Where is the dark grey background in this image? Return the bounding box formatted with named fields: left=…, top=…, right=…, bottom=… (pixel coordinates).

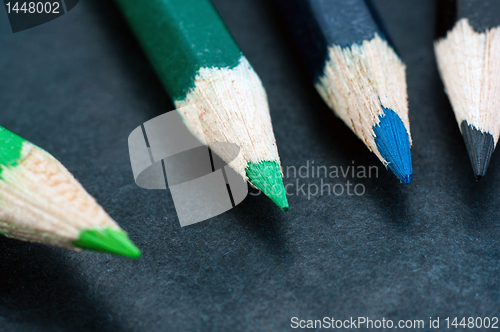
left=0, top=0, right=499, bottom=331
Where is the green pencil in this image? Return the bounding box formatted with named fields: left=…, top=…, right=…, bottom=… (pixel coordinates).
left=115, top=0, right=289, bottom=211
left=0, top=127, right=141, bottom=258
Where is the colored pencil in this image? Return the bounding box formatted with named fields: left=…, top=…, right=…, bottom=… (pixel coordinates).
left=274, top=0, right=413, bottom=184
left=114, top=0, right=289, bottom=210
left=435, top=0, right=500, bottom=179
left=0, top=127, right=141, bottom=258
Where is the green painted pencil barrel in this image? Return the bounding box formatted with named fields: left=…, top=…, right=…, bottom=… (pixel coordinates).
left=114, top=0, right=242, bottom=101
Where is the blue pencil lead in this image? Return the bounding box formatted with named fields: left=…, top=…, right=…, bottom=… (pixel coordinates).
left=373, top=107, right=413, bottom=184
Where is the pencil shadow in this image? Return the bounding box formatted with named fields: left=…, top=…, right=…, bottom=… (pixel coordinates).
left=458, top=175, right=497, bottom=232
left=367, top=179, right=412, bottom=229
left=0, top=239, right=127, bottom=332
left=226, top=185, right=289, bottom=258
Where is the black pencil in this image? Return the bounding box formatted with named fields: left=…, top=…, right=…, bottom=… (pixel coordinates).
left=435, top=0, right=500, bottom=179
left=274, top=0, right=413, bottom=184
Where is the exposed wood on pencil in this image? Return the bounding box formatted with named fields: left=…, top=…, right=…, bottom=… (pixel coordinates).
left=0, top=127, right=141, bottom=258
left=434, top=0, right=500, bottom=179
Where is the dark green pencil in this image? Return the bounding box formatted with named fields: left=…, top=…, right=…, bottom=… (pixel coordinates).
left=115, top=0, right=289, bottom=211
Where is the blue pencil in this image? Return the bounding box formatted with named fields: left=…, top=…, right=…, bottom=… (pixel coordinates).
left=275, top=0, right=413, bottom=184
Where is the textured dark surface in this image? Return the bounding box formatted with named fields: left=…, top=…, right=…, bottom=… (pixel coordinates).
left=0, top=0, right=499, bottom=331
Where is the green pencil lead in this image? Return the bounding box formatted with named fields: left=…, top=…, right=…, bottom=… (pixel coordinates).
left=73, top=228, right=141, bottom=259
left=246, top=161, right=289, bottom=212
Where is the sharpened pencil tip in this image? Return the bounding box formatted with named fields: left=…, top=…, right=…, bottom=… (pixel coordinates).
left=373, top=107, right=413, bottom=185
left=73, top=228, right=141, bottom=259
left=460, top=121, right=495, bottom=180
left=400, top=174, right=413, bottom=185
left=246, top=161, right=289, bottom=211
